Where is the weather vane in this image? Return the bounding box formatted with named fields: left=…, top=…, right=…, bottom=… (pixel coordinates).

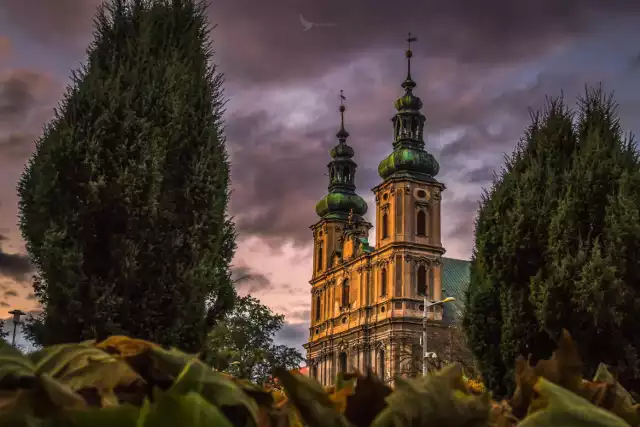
left=407, top=32, right=417, bottom=50
left=340, top=89, right=346, bottom=105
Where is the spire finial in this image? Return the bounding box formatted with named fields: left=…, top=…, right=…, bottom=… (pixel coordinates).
left=406, top=33, right=417, bottom=78
left=336, top=89, right=349, bottom=142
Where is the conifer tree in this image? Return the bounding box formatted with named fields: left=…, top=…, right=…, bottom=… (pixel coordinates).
left=18, top=0, right=235, bottom=352
left=465, top=88, right=640, bottom=395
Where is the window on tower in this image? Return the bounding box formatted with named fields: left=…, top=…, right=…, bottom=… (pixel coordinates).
left=382, top=213, right=389, bottom=239
left=417, top=265, right=427, bottom=296
left=380, top=267, right=387, bottom=296
left=317, top=244, right=323, bottom=272
left=315, top=295, right=321, bottom=322
left=339, top=352, right=347, bottom=374
left=428, top=268, right=435, bottom=299
left=416, top=210, right=427, bottom=236
left=341, top=279, right=350, bottom=308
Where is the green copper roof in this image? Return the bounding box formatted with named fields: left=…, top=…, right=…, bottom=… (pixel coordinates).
left=378, top=44, right=440, bottom=181
left=316, top=96, right=368, bottom=220
left=315, top=192, right=367, bottom=219
left=441, top=257, right=470, bottom=324
left=378, top=147, right=440, bottom=180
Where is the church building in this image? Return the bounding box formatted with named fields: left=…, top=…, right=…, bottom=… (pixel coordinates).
left=303, top=37, right=470, bottom=386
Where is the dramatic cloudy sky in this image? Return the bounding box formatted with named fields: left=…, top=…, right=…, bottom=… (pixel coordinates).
left=1, top=0, right=640, bottom=352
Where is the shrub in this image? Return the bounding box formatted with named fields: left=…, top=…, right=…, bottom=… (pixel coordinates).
left=0, top=331, right=637, bottom=427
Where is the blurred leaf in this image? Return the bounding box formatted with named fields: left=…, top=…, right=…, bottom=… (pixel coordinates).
left=590, top=364, right=640, bottom=426
left=0, top=338, right=36, bottom=381
left=275, top=367, right=349, bottom=427
left=511, top=356, right=538, bottom=418
left=29, top=341, right=141, bottom=404
left=372, top=364, right=490, bottom=427
left=39, top=374, right=86, bottom=410
left=139, top=391, right=235, bottom=427
left=511, top=329, right=585, bottom=418
left=533, top=330, right=583, bottom=393
left=329, top=377, right=356, bottom=414
left=30, top=342, right=107, bottom=378
left=95, top=336, right=158, bottom=358
left=149, top=346, right=259, bottom=426
left=56, top=404, right=139, bottom=427
left=519, top=378, right=630, bottom=427
left=343, top=370, right=392, bottom=427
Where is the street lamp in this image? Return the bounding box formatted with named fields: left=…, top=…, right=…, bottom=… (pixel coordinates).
left=8, top=309, right=25, bottom=347
left=421, top=297, right=455, bottom=376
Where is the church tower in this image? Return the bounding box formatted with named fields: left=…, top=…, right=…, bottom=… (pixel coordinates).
left=312, top=91, right=371, bottom=282
left=304, top=35, right=465, bottom=387
left=373, top=34, right=445, bottom=303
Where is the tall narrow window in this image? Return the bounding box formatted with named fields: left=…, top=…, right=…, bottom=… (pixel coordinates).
left=416, top=210, right=427, bottom=236
left=417, top=265, right=427, bottom=296
left=339, top=352, right=347, bottom=374
left=428, top=268, right=435, bottom=299
left=312, top=365, right=318, bottom=379
left=380, top=267, right=387, bottom=296
left=317, top=244, right=323, bottom=272
left=315, top=295, right=321, bottom=322
left=382, top=214, right=389, bottom=239
left=341, top=279, right=350, bottom=308
left=378, top=350, right=385, bottom=381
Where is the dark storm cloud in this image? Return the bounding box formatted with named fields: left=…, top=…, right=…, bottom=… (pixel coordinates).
left=0, top=72, right=39, bottom=121
left=231, top=265, right=273, bottom=293
left=3, top=0, right=639, bottom=85
left=276, top=321, right=309, bottom=343
left=3, top=290, right=18, bottom=298
left=0, top=301, right=9, bottom=308
left=227, top=106, right=381, bottom=247
left=442, top=197, right=481, bottom=244
left=0, top=133, right=36, bottom=161
left=463, top=166, right=497, bottom=184
left=0, top=234, right=32, bottom=282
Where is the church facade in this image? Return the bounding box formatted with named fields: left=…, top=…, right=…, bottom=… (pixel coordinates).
left=303, top=40, right=470, bottom=386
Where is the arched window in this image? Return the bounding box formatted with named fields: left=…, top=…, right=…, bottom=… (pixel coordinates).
left=317, top=245, right=323, bottom=272
left=339, top=352, right=347, bottom=374
left=382, top=213, right=389, bottom=239
left=315, top=295, right=321, bottom=321
left=428, top=268, right=435, bottom=299
left=416, top=210, right=427, bottom=236
left=380, top=267, right=387, bottom=296
left=341, top=279, right=350, bottom=308
left=378, top=349, right=385, bottom=381
left=417, top=265, right=427, bottom=296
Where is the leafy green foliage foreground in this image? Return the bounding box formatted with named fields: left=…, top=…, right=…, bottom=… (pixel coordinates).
left=0, top=331, right=638, bottom=427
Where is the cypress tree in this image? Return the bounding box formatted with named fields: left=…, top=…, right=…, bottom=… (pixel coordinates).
left=18, top=0, right=235, bottom=352
left=465, top=88, right=640, bottom=395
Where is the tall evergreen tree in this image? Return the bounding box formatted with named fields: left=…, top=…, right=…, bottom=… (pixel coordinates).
left=18, top=0, right=235, bottom=352
left=465, top=88, right=640, bottom=396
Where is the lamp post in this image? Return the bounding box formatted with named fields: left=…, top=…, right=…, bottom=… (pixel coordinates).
left=422, top=296, right=455, bottom=376
left=8, top=309, right=25, bottom=347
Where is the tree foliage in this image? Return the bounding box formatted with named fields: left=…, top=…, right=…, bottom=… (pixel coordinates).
left=202, top=294, right=304, bottom=386
left=17, top=0, right=235, bottom=352
left=464, top=87, right=640, bottom=397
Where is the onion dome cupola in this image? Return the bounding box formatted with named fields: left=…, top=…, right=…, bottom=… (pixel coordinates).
left=315, top=91, right=368, bottom=221
left=378, top=33, right=440, bottom=181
